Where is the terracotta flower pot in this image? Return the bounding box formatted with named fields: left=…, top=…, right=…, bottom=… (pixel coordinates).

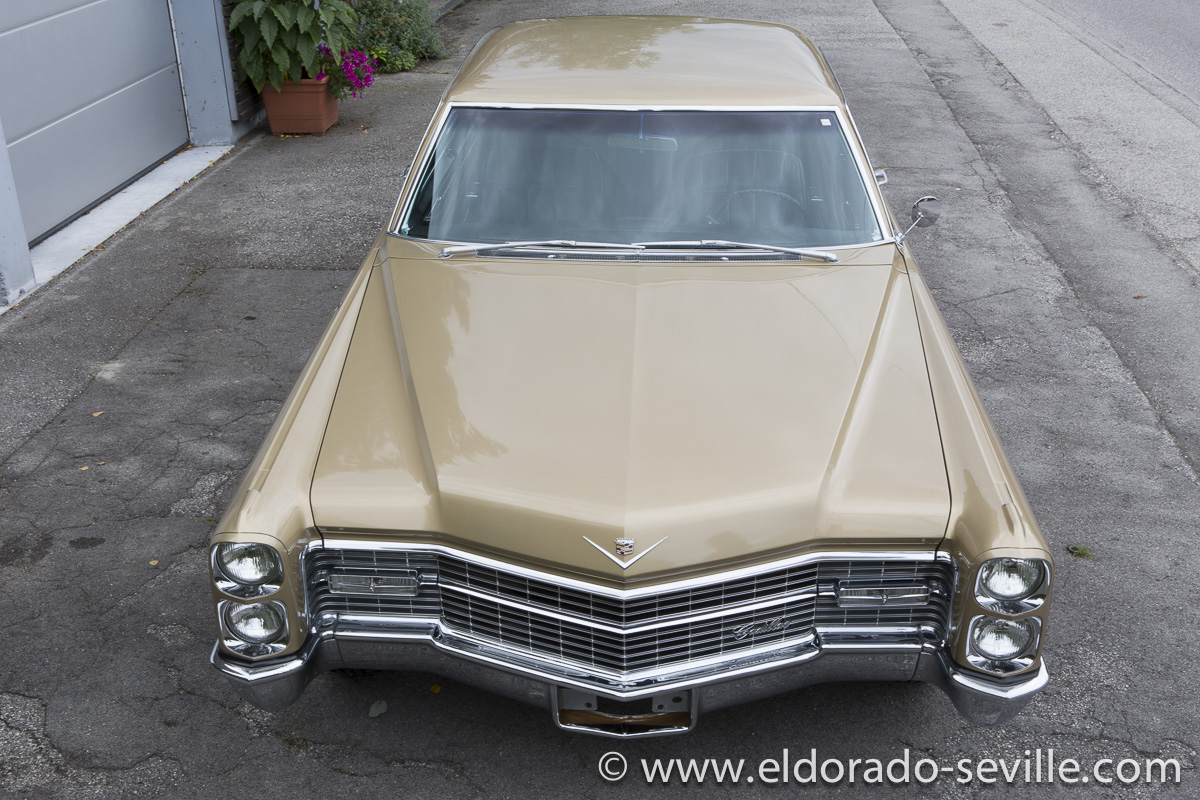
left=260, top=77, right=338, bottom=135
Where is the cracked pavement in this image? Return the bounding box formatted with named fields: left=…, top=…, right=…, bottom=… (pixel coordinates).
left=1, top=0, right=1198, bottom=796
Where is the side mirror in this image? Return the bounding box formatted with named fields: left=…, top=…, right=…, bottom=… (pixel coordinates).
left=910, top=196, right=941, bottom=227
left=895, top=196, right=941, bottom=246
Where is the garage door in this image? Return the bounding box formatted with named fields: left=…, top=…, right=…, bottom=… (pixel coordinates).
left=0, top=0, right=189, bottom=243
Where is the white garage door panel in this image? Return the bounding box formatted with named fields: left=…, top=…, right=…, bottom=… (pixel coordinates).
left=0, top=0, right=100, bottom=32
left=0, top=0, right=187, bottom=242
left=0, top=0, right=181, bottom=141
left=7, top=67, right=188, bottom=241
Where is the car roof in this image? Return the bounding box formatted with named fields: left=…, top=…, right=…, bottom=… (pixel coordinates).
left=442, top=16, right=845, bottom=108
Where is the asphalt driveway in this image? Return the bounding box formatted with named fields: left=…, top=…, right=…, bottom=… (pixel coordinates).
left=1, top=0, right=1197, bottom=797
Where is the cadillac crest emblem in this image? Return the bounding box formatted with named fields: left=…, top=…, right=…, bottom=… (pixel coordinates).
left=582, top=535, right=668, bottom=569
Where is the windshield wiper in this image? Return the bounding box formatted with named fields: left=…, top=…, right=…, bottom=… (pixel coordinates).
left=439, top=240, right=645, bottom=258
left=633, top=240, right=840, bottom=263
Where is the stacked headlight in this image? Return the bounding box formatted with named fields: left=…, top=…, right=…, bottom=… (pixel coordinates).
left=212, top=542, right=290, bottom=658
left=967, top=557, right=1050, bottom=675
left=970, top=617, right=1037, bottom=661
left=224, top=601, right=287, bottom=644
left=975, top=557, right=1048, bottom=615
left=218, top=600, right=289, bottom=657
left=211, top=542, right=283, bottom=598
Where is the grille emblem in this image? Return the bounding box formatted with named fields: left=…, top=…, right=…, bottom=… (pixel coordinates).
left=582, top=535, right=667, bottom=569
left=732, top=617, right=791, bottom=640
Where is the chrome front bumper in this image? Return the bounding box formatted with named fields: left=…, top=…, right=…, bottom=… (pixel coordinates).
left=212, top=618, right=1048, bottom=737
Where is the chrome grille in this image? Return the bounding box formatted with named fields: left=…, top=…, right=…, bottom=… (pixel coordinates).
left=441, top=587, right=816, bottom=673
left=438, top=556, right=820, bottom=626
left=305, top=547, right=954, bottom=675
left=306, top=548, right=441, bottom=618
left=816, top=560, right=954, bottom=631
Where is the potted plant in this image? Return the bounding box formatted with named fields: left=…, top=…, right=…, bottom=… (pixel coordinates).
left=228, top=0, right=375, bottom=135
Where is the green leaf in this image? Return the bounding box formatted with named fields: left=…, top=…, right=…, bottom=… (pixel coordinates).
left=317, top=5, right=333, bottom=34
left=270, top=3, right=295, bottom=30
left=271, top=45, right=291, bottom=79
left=296, top=34, right=318, bottom=74
left=327, top=29, right=345, bottom=58
left=251, top=0, right=267, bottom=20
left=243, top=54, right=266, bottom=92
left=228, top=2, right=253, bottom=30
left=259, top=12, right=278, bottom=50
left=368, top=700, right=388, bottom=718
left=295, top=5, right=315, bottom=36
left=266, top=61, right=283, bottom=93
left=280, top=25, right=297, bottom=51
left=241, top=20, right=261, bottom=52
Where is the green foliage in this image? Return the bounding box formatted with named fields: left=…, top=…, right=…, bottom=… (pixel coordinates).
left=352, top=0, right=445, bottom=73
left=228, top=0, right=359, bottom=92
left=369, top=46, right=416, bottom=73
left=1067, top=544, right=1095, bottom=559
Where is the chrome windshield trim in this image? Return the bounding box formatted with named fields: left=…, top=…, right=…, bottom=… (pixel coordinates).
left=314, top=536, right=948, bottom=600
left=389, top=103, right=891, bottom=251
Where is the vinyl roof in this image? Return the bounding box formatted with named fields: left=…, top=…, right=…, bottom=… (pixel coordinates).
left=442, top=16, right=846, bottom=108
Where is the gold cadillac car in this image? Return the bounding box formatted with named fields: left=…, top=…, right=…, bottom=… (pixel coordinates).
left=210, top=16, right=1052, bottom=737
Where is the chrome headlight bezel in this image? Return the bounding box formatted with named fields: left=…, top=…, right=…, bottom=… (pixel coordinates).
left=211, top=542, right=284, bottom=599
left=966, top=614, right=1041, bottom=675
left=974, top=558, right=1050, bottom=615
left=218, top=600, right=290, bottom=658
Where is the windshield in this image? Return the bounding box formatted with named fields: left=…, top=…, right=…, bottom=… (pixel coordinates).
left=400, top=108, right=883, bottom=248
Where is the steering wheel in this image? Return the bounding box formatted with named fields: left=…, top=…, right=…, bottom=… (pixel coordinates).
left=707, top=189, right=804, bottom=224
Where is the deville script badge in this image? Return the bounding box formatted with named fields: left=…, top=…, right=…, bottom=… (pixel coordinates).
left=582, top=536, right=667, bottom=569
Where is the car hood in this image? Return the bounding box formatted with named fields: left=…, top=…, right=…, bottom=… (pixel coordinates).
left=311, top=244, right=950, bottom=585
